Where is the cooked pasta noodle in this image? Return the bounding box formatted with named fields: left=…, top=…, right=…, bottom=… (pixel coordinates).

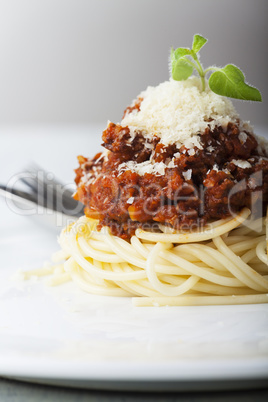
left=26, top=207, right=268, bottom=306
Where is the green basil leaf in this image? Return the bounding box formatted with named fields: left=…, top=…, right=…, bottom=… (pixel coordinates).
left=209, top=64, right=262, bottom=101
left=192, top=34, right=207, bottom=53
left=171, top=47, right=193, bottom=81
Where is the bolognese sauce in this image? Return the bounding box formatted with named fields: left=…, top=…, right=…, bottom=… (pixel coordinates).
left=73, top=78, right=268, bottom=239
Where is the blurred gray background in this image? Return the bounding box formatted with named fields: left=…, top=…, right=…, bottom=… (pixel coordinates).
left=0, top=0, right=267, bottom=129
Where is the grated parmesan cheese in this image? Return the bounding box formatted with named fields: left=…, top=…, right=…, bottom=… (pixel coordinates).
left=126, top=197, right=134, bottom=204
left=119, top=160, right=167, bottom=176
left=255, top=135, right=268, bottom=156
left=187, top=149, right=195, bottom=156
left=231, top=159, right=252, bottom=169
left=118, top=155, right=178, bottom=176
left=207, top=146, right=214, bottom=153
left=238, top=132, right=248, bottom=144
left=223, top=168, right=230, bottom=174
left=167, top=159, right=176, bottom=168
left=182, top=169, right=192, bottom=181
left=248, top=179, right=257, bottom=189
left=121, top=76, right=244, bottom=148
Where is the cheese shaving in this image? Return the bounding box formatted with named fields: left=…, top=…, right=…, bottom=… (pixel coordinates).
left=182, top=169, right=192, bottom=181
left=121, top=77, right=242, bottom=148
left=119, top=160, right=167, bottom=176
left=231, top=159, right=252, bottom=169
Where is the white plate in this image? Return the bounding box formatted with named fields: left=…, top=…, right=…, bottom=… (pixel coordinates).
left=0, top=200, right=268, bottom=391
left=0, top=127, right=268, bottom=391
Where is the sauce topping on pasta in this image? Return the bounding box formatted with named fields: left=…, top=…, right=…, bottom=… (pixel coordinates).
left=74, top=79, right=268, bottom=239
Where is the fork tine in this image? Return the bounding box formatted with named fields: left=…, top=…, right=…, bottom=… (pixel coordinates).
left=14, top=163, right=84, bottom=217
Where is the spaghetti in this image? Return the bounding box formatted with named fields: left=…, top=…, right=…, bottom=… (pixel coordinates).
left=35, top=207, right=268, bottom=306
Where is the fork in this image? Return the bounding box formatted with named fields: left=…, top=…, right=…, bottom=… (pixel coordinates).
left=0, top=163, right=84, bottom=219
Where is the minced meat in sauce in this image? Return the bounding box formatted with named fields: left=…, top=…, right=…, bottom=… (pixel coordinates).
left=74, top=114, right=268, bottom=239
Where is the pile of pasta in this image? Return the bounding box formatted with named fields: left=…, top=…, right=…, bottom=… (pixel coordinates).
left=24, top=208, right=268, bottom=306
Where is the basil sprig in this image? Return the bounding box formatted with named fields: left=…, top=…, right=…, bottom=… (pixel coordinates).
left=171, top=34, right=262, bottom=102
